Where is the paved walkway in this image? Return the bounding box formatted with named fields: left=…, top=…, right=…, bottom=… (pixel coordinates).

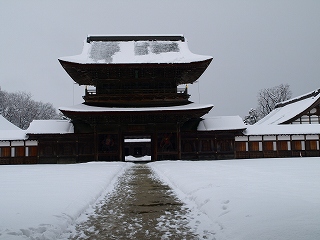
left=68, top=164, right=216, bottom=239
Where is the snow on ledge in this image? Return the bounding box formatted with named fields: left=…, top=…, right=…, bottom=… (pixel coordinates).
left=197, top=116, right=246, bottom=131
left=59, top=103, right=214, bottom=113
left=26, top=120, right=74, bottom=134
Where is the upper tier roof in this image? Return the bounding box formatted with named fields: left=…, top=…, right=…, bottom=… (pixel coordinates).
left=59, top=34, right=213, bottom=64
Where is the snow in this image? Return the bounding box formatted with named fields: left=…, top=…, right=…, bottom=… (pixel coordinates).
left=0, top=115, right=26, bottom=140
left=244, top=124, right=320, bottom=135
left=256, top=91, right=320, bottom=125
left=59, top=102, right=214, bottom=113
left=150, top=158, right=320, bottom=240
left=197, top=116, right=246, bottom=131
left=59, top=35, right=212, bottom=64
left=1, top=158, right=320, bottom=240
left=26, top=120, right=74, bottom=134
left=125, top=155, right=151, bottom=162
left=0, top=162, right=131, bottom=240
left=0, top=115, right=21, bottom=131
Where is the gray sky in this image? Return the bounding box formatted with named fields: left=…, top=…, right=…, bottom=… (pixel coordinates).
left=1, top=0, right=320, bottom=118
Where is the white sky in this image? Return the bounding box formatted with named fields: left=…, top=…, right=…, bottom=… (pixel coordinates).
left=1, top=0, right=320, bottom=118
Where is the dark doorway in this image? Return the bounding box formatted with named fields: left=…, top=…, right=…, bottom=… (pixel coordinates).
left=124, top=135, right=151, bottom=162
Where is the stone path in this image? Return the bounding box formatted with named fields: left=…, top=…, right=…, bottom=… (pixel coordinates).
left=67, top=164, right=216, bottom=239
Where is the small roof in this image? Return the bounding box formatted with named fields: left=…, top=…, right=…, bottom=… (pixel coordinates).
left=59, top=34, right=212, bottom=64
left=0, top=115, right=21, bottom=130
left=0, top=115, right=26, bottom=140
left=197, top=116, right=246, bottom=131
left=26, top=120, right=74, bottom=134
left=256, top=89, right=320, bottom=125
left=244, top=124, right=320, bottom=135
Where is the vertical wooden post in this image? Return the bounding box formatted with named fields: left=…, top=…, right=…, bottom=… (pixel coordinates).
left=118, top=125, right=123, bottom=161
left=177, top=123, right=181, bottom=160
left=94, top=124, right=98, bottom=161
left=152, top=125, right=158, bottom=161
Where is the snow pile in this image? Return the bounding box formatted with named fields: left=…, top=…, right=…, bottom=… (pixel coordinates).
left=150, top=158, right=320, bottom=240
left=0, top=162, right=131, bottom=240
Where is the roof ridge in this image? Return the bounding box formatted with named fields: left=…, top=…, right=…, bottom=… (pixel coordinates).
left=275, top=88, right=320, bottom=108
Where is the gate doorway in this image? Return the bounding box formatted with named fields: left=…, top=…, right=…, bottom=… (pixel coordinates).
left=124, top=135, right=152, bottom=162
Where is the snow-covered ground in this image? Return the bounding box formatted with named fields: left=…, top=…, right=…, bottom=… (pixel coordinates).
left=150, top=158, right=320, bottom=240
left=1, top=158, right=320, bottom=239
left=0, top=162, right=132, bottom=240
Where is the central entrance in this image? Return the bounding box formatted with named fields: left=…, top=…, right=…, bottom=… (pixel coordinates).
left=124, top=135, right=152, bottom=162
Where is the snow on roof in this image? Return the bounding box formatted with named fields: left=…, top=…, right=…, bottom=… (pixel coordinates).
left=59, top=103, right=214, bottom=113
left=197, top=116, right=246, bottom=131
left=0, top=115, right=21, bottom=130
left=244, top=124, right=320, bottom=135
left=59, top=34, right=212, bottom=64
left=0, top=115, right=26, bottom=140
left=256, top=89, right=320, bottom=125
left=26, top=120, right=74, bottom=134
left=0, top=130, right=27, bottom=140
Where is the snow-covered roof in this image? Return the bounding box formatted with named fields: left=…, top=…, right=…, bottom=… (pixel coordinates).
left=256, top=89, right=320, bottom=125
left=59, top=34, right=212, bottom=64
left=0, top=130, right=27, bottom=140
left=244, top=124, right=320, bottom=135
left=26, top=120, right=74, bottom=134
left=59, top=103, right=214, bottom=113
left=0, top=115, right=21, bottom=130
left=197, top=116, right=246, bottom=131
left=0, top=115, right=26, bottom=140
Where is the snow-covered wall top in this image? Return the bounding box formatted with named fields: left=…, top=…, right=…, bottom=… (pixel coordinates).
left=244, top=124, right=320, bottom=135
left=26, top=120, right=74, bottom=134
left=197, top=116, right=246, bottom=131
left=59, top=35, right=212, bottom=64
left=256, top=89, right=320, bottom=125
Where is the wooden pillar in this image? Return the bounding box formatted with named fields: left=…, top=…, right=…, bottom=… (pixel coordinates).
left=94, top=124, right=98, bottom=161
left=177, top=123, right=181, bottom=160
left=118, top=125, right=123, bottom=161
left=152, top=125, right=158, bottom=161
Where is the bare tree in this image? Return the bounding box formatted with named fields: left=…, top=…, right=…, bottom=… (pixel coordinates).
left=256, top=83, right=292, bottom=119
left=244, top=108, right=259, bottom=125
left=0, top=89, right=60, bottom=129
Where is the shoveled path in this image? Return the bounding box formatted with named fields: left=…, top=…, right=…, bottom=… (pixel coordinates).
left=68, top=164, right=216, bottom=239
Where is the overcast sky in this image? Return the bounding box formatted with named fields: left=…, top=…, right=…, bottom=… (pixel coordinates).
left=1, top=0, right=320, bottom=118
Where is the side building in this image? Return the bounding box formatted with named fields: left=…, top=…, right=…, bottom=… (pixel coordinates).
left=0, top=115, right=37, bottom=164
left=235, top=89, right=320, bottom=158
